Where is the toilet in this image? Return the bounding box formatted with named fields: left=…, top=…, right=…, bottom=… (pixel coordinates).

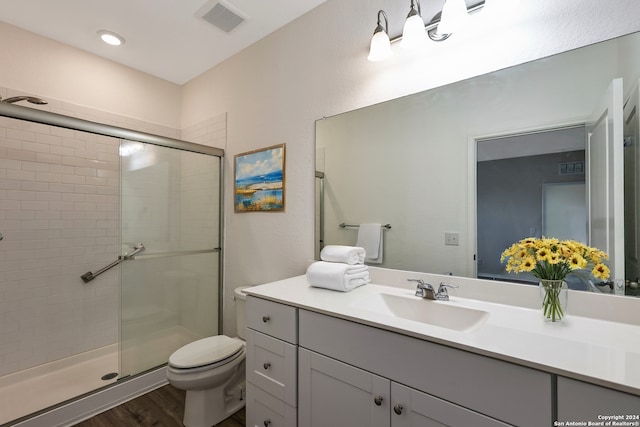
left=166, top=286, right=250, bottom=427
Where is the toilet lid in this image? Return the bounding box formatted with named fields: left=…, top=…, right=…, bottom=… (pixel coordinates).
left=169, top=335, right=244, bottom=369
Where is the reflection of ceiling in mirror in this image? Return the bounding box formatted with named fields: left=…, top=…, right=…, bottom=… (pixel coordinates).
left=477, top=126, right=586, bottom=161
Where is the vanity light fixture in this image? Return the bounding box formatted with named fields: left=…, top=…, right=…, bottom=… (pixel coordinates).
left=367, top=0, right=484, bottom=61
left=97, top=30, right=125, bottom=46
left=367, top=10, right=392, bottom=62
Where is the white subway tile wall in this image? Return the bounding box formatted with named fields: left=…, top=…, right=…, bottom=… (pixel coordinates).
left=0, top=88, right=226, bottom=377
left=0, top=115, right=121, bottom=376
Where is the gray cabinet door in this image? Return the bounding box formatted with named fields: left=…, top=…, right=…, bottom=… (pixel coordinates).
left=298, top=348, right=391, bottom=427
left=557, top=377, right=640, bottom=421
left=390, top=382, right=509, bottom=427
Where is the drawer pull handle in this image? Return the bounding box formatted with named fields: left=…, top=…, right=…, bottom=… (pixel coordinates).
left=393, top=404, right=404, bottom=415
left=374, top=396, right=383, bottom=406
left=263, top=362, right=271, bottom=370
left=264, top=419, right=271, bottom=427
left=262, top=315, right=270, bottom=323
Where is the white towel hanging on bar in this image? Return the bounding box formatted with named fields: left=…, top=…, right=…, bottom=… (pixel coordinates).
left=356, top=223, right=383, bottom=264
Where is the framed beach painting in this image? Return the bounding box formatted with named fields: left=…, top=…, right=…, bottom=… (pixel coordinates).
left=234, top=144, right=286, bottom=212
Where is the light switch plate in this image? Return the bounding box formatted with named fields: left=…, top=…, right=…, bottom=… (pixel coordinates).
left=445, top=232, right=459, bottom=246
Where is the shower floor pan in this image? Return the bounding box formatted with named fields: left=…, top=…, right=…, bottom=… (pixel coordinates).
left=0, top=344, right=119, bottom=425
left=0, top=325, right=201, bottom=425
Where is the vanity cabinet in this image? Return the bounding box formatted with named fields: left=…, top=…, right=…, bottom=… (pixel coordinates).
left=299, top=309, right=552, bottom=427
left=557, top=377, right=640, bottom=421
left=246, top=276, right=640, bottom=426
left=246, top=296, right=298, bottom=427
left=248, top=295, right=640, bottom=426
left=299, top=348, right=509, bottom=427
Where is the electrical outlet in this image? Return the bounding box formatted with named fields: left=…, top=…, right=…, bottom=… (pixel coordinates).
left=445, top=232, right=459, bottom=246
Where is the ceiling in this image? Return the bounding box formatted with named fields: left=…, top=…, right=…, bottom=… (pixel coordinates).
left=0, top=0, right=326, bottom=85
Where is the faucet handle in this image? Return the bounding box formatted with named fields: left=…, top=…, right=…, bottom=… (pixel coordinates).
left=436, top=282, right=459, bottom=300
left=408, top=278, right=424, bottom=296
left=438, top=282, right=459, bottom=291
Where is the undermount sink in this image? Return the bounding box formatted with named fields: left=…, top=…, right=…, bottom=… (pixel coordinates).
left=351, top=292, right=489, bottom=332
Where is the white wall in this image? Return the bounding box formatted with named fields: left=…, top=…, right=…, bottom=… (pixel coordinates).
left=180, top=0, right=640, bottom=335
left=0, top=22, right=182, bottom=129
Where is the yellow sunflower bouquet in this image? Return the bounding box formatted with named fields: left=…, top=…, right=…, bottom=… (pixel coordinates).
left=501, top=237, right=610, bottom=321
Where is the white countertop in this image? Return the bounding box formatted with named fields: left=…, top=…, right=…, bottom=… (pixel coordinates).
left=245, top=273, right=640, bottom=396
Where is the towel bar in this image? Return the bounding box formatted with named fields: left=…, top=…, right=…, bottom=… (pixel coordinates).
left=339, top=223, right=391, bottom=229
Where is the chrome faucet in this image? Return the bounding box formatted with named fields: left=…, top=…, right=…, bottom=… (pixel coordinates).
left=409, top=279, right=459, bottom=300
left=410, top=279, right=437, bottom=299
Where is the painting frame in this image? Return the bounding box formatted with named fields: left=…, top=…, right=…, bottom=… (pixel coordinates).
left=234, top=143, right=286, bottom=213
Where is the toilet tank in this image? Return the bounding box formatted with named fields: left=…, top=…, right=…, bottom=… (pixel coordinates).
left=233, top=286, right=251, bottom=340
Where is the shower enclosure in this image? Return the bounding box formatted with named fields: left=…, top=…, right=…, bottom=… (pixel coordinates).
left=0, top=102, right=223, bottom=425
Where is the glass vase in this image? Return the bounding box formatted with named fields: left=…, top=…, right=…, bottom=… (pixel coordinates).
left=539, top=279, right=568, bottom=322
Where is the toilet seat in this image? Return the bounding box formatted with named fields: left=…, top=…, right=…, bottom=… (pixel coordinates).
left=169, top=335, right=244, bottom=370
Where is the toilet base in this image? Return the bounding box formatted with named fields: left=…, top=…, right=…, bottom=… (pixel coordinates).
left=183, top=386, right=245, bottom=427
left=181, top=360, right=246, bottom=427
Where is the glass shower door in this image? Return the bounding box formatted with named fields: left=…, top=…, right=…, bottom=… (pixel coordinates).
left=119, top=140, right=221, bottom=377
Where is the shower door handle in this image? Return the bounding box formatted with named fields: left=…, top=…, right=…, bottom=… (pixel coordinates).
left=81, top=243, right=145, bottom=283
left=120, top=243, right=146, bottom=260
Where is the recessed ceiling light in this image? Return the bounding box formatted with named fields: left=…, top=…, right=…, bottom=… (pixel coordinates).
left=97, top=30, right=125, bottom=46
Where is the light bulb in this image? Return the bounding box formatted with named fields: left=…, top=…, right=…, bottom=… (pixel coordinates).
left=368, top=31, right=392, bottom=61
left=401, top=10, right=426, bottom=49
left=97, top=30, right=125, bottom=46
left=438, top=0, right=471, bottom=35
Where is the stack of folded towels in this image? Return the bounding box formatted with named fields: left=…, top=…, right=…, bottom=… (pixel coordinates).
left=306, top=245, right=370, bottom=292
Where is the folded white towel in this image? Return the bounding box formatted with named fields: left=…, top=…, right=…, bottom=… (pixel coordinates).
left=306, top=261, right=370, bottom=292
left=320, top=245, right=366, bottom=265
left=356, top=223, right=383, bottom=264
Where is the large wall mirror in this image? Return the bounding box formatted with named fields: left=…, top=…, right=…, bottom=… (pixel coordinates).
left=316, top=31, right=640, bottom=298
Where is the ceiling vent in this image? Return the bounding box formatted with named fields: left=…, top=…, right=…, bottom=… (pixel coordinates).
left=198, top=1, right=245, bottom=33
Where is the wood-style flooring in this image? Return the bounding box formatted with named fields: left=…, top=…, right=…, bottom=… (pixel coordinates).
left=74, top=384, right=245, bottom=427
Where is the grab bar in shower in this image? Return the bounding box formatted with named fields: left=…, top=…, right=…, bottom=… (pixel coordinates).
left=81, top=243, right=145, bottom=283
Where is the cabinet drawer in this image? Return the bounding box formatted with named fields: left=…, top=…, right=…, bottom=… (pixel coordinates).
left=247, top=382, right=296, bottom=427
left=246, top=329, right=297, bottom=406
left=247, top=296, right=297, bottom=344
